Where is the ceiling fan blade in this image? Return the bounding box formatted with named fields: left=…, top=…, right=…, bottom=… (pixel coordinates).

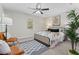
left=32, top=11, right=37, bottom=14
left=36, top=3, right=41, bottom=9
left=40, top=11, right=43, bottom=14
left=41, top=8, right=49, bottom=11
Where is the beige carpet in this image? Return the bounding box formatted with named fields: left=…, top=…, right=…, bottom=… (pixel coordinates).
left=41, top=41, right=79, bottom=55
left=17, top=38, right=79, bottom=55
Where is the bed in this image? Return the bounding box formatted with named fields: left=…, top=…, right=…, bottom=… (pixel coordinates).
left=34, top=29, right=65, bottom=47
left=34, top=33, right=50, bottom=47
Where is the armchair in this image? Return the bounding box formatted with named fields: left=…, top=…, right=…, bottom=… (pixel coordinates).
left=0, top=32, right=17, bottom=45
left=0, top=32, right=24, bottom=55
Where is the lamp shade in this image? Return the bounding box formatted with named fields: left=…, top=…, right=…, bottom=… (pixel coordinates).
left=2, top=17, right=13, bottom=26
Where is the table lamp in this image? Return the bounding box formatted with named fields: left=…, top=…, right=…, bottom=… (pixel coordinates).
left=2, top=16, right=13, bottom=40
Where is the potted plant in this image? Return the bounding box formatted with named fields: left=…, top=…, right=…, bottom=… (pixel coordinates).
left=65, top=10, right=79, bottom=55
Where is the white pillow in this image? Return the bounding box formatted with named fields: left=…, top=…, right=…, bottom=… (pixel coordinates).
left=0, top=40, right=11, bottom=54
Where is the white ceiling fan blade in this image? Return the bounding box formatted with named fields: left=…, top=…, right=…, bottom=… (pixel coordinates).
left=36, top=3, right=41, bottom=9
left=32, top=11, right=37, bottom=14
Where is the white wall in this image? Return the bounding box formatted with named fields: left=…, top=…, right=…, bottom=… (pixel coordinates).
left=4, top=10, right=46, bottom=38
left=3, top=9, right=71, bottom=39
left=60, top=13, right=68, bottom=28
left=43, top=12, right=69, bottom=32
left=0, top=6, right=2, bottom=17
left=0, top=5, right=5, bottom=32
left=0, top=5, right=2, bottom=31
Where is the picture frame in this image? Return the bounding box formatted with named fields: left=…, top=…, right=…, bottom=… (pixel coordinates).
left=27, top=18, right=33, bottom=29
left=53, top=15, right=61, bottom=26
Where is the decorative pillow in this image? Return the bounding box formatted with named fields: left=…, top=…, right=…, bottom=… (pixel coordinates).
left=0, top=32, right=5, bottom=40
left=7, top=41, right=17, bottom=46
left=0, top=40, right=11, bottom=54
left=7, top=37, right=17, bottom=42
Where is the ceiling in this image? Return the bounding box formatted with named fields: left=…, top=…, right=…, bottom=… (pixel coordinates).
left=1, top=3, right=79, bottom=17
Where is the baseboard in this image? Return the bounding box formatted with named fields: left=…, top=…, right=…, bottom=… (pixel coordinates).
left=16, top=36, right=34, bottom=43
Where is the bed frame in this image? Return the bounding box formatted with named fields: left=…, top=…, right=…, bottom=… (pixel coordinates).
left=34, top=34, right=50, bottom=47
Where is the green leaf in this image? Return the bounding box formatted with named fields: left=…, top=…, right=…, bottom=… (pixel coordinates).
left=66, top=9, right=79, bottom=50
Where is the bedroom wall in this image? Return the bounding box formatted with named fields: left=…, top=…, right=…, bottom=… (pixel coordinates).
left=0, top=5, right=2, bottom=31
left=4, top=9, right=46, bottom=39
left=0, top=5, right=3, bottom=17
left=60, top=13, right=69, bottom=27
left=0, top=5, right=5, bottom=32
left=43, top=13, right=69, bottom=29
left=3, top=8, right=71, bottom=39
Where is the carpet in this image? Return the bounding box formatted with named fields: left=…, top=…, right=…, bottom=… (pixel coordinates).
left=19, top=40, right=48, bottom=55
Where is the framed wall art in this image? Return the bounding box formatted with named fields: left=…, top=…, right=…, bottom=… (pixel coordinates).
left=53, top=15, right=61, bottom=26
left=27, top=18, right=33, bottom=29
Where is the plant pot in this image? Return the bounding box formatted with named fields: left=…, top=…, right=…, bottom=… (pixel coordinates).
left=68, top=50, right=73, bottom=55
left=68, top=49, right=79, bottom=55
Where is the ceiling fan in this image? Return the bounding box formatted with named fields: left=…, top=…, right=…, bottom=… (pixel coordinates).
left=29, top=3, right=50, bottom=14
